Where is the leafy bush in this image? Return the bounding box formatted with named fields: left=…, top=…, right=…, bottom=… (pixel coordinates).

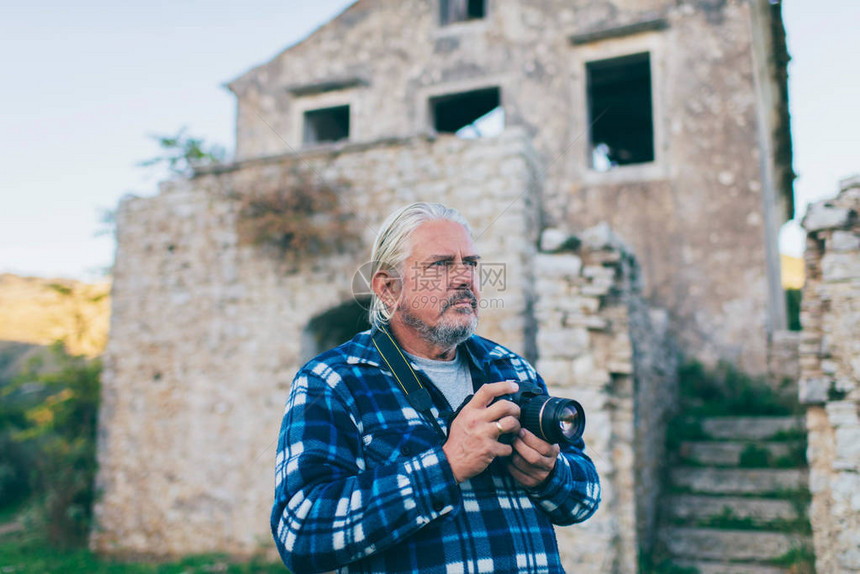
left=0, top=432, right=33, bottom=505
left=0, top=342, right=101, bottom=547
left=678, top=360, right=796, bottom=417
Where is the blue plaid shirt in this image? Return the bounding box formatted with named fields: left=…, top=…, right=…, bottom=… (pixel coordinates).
left=271, top=330, right=600, bottom=573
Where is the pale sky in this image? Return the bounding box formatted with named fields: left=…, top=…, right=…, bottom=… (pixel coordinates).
left=1, top=1, right=857, bottom=281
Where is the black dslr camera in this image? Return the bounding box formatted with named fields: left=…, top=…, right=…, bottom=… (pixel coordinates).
left=495, top=382, right=586, bottom=445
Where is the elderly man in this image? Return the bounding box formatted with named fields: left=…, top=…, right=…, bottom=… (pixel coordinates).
left=271, top=202, right=600, bottom=573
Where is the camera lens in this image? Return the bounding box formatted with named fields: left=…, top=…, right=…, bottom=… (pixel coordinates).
left=557, top=404, right=582, bottom=442
left=521, top=396, right=585, bottom=445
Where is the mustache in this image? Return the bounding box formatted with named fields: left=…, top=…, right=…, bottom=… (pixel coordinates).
left=441, top=290, right=478, bottom=312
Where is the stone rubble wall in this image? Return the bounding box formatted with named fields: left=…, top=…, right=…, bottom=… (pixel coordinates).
left=535, top=226, right=677, bottom=574
left=95, top=129, right=674, bottom=572
left=768, top=329, right=801, bottom=398
left=92, top=130, right=542, bottom=557
left=799, top=175, right=860, bottom=573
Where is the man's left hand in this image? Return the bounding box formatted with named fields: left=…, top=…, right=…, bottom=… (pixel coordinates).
left=506, top=429, right=560, bottom=489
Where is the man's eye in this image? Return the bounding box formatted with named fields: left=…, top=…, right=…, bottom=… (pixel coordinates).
left=464, top=260, right=478, bottom=267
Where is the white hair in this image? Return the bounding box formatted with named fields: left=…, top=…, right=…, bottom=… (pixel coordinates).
left=369, top=202, right=471, bottom=328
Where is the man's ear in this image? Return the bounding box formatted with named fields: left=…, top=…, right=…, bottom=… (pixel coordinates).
left=371, top=270, right=403, bottom=309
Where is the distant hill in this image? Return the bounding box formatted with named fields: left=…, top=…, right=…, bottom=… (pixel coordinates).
left=0, top=274, right=110, bottom=359
left=781, top=254, right=805, bottom=290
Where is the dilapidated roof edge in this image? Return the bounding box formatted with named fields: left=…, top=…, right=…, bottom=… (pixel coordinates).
left=224, top=0, right=363, bottom=94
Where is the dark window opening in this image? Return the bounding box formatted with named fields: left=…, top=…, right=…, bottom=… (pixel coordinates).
left=586, top=52, right=654, bottom=171
left=431, top=87, right=503, bottom=138
left=300, top=298, right=371, bottom=362
left=303, top=105, right=350, bottom=145
left=440, top=0, right=485, bottom=26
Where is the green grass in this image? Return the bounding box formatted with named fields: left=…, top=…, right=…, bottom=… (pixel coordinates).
left=736, top=442, right=807, bottom=468
left=737, top=444, right=771, bottom=467
left=677, top=441, right=807, bottom=469
left=769, top=545, right=815, bottom=572
left=773, top=443, right=808, bottom=468
left=639, top=546, right=700, bottom=574
left=0, top=524, right=288, bottom=574
left=644, top=562, right=699, bottom=574
left=768, top=427, right=807, bottom=442
left=677, top=361, right=797, bottom=417
left=0, top=497, right=28, bottom=524
left=666, top=417, right=706, bottom=451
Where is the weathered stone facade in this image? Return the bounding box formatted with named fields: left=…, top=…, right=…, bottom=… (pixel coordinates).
left=800, top=176, right=860, bottom=573
left=95, top=0, right=796, bottom=570
left=94, top=131, right=676, bottom=571
left=228, top=0, right=792, bottom=372
left=93, top=131, right=541, bottom=556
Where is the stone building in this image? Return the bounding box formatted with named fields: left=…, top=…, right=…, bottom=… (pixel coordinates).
left=93, top=0, right=794, bottom=571
left=227, top=0, right=792, bottom=373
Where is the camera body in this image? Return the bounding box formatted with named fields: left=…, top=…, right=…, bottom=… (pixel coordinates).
left=495, top=381, right=586, bottom=445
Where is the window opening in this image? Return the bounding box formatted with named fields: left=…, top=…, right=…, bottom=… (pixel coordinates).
left=586, top=52, right=654, bottom=171
left=440, top=0, right=485, bottom=26
left=431, top=87, right=503, bottom=139
left=303, top=105, right=350, bottom=145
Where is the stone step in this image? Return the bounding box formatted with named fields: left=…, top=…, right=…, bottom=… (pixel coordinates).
left=679, top=440, right=804, bottom=467
left=671, top=559, right=790, bottom=574
left=671, top=467, right=808, bottom=495
left=700, top=416, right=804, bottom=441
left=660, top=527, right=811, bottom=562
left=666, top=494, right=803, bottom=524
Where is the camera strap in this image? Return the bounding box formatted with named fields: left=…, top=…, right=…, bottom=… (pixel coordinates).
left=371, top=325, right=448, bottom=440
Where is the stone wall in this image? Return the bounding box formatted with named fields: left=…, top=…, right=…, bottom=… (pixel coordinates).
left=93, top=130, right=542, bottom=557
left=768, top=329, right=800, bottom=398
left=227, top=0, right=791, bottom=373
left=799, top=176, right=860, bottom=573
left=94, top=129, right=675, bottom=572
left=534, top=226, right=677, bottom=573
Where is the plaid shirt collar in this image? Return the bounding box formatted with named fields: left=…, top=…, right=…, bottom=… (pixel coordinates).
left=347, top=326, right=519, bottom=373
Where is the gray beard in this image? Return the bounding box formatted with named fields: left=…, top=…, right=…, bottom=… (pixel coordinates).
left=400, top=304, right=478, bottom=350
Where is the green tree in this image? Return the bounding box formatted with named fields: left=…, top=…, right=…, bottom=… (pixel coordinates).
left=138, top=127, right=226, bottom=177
left=1, top=343, right=101, bottom=547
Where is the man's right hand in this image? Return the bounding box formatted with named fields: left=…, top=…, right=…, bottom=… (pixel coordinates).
left=442, top=381, right=521, bottom=483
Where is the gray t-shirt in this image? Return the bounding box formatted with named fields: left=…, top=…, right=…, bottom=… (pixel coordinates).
left=405, top=349, right=473, bottom=411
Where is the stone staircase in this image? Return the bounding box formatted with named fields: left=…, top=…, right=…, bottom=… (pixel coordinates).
left=655, top=415, right=815, bottom=573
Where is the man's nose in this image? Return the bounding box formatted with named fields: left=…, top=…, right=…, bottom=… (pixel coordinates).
left=448, top=262, right=475, bottom=289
